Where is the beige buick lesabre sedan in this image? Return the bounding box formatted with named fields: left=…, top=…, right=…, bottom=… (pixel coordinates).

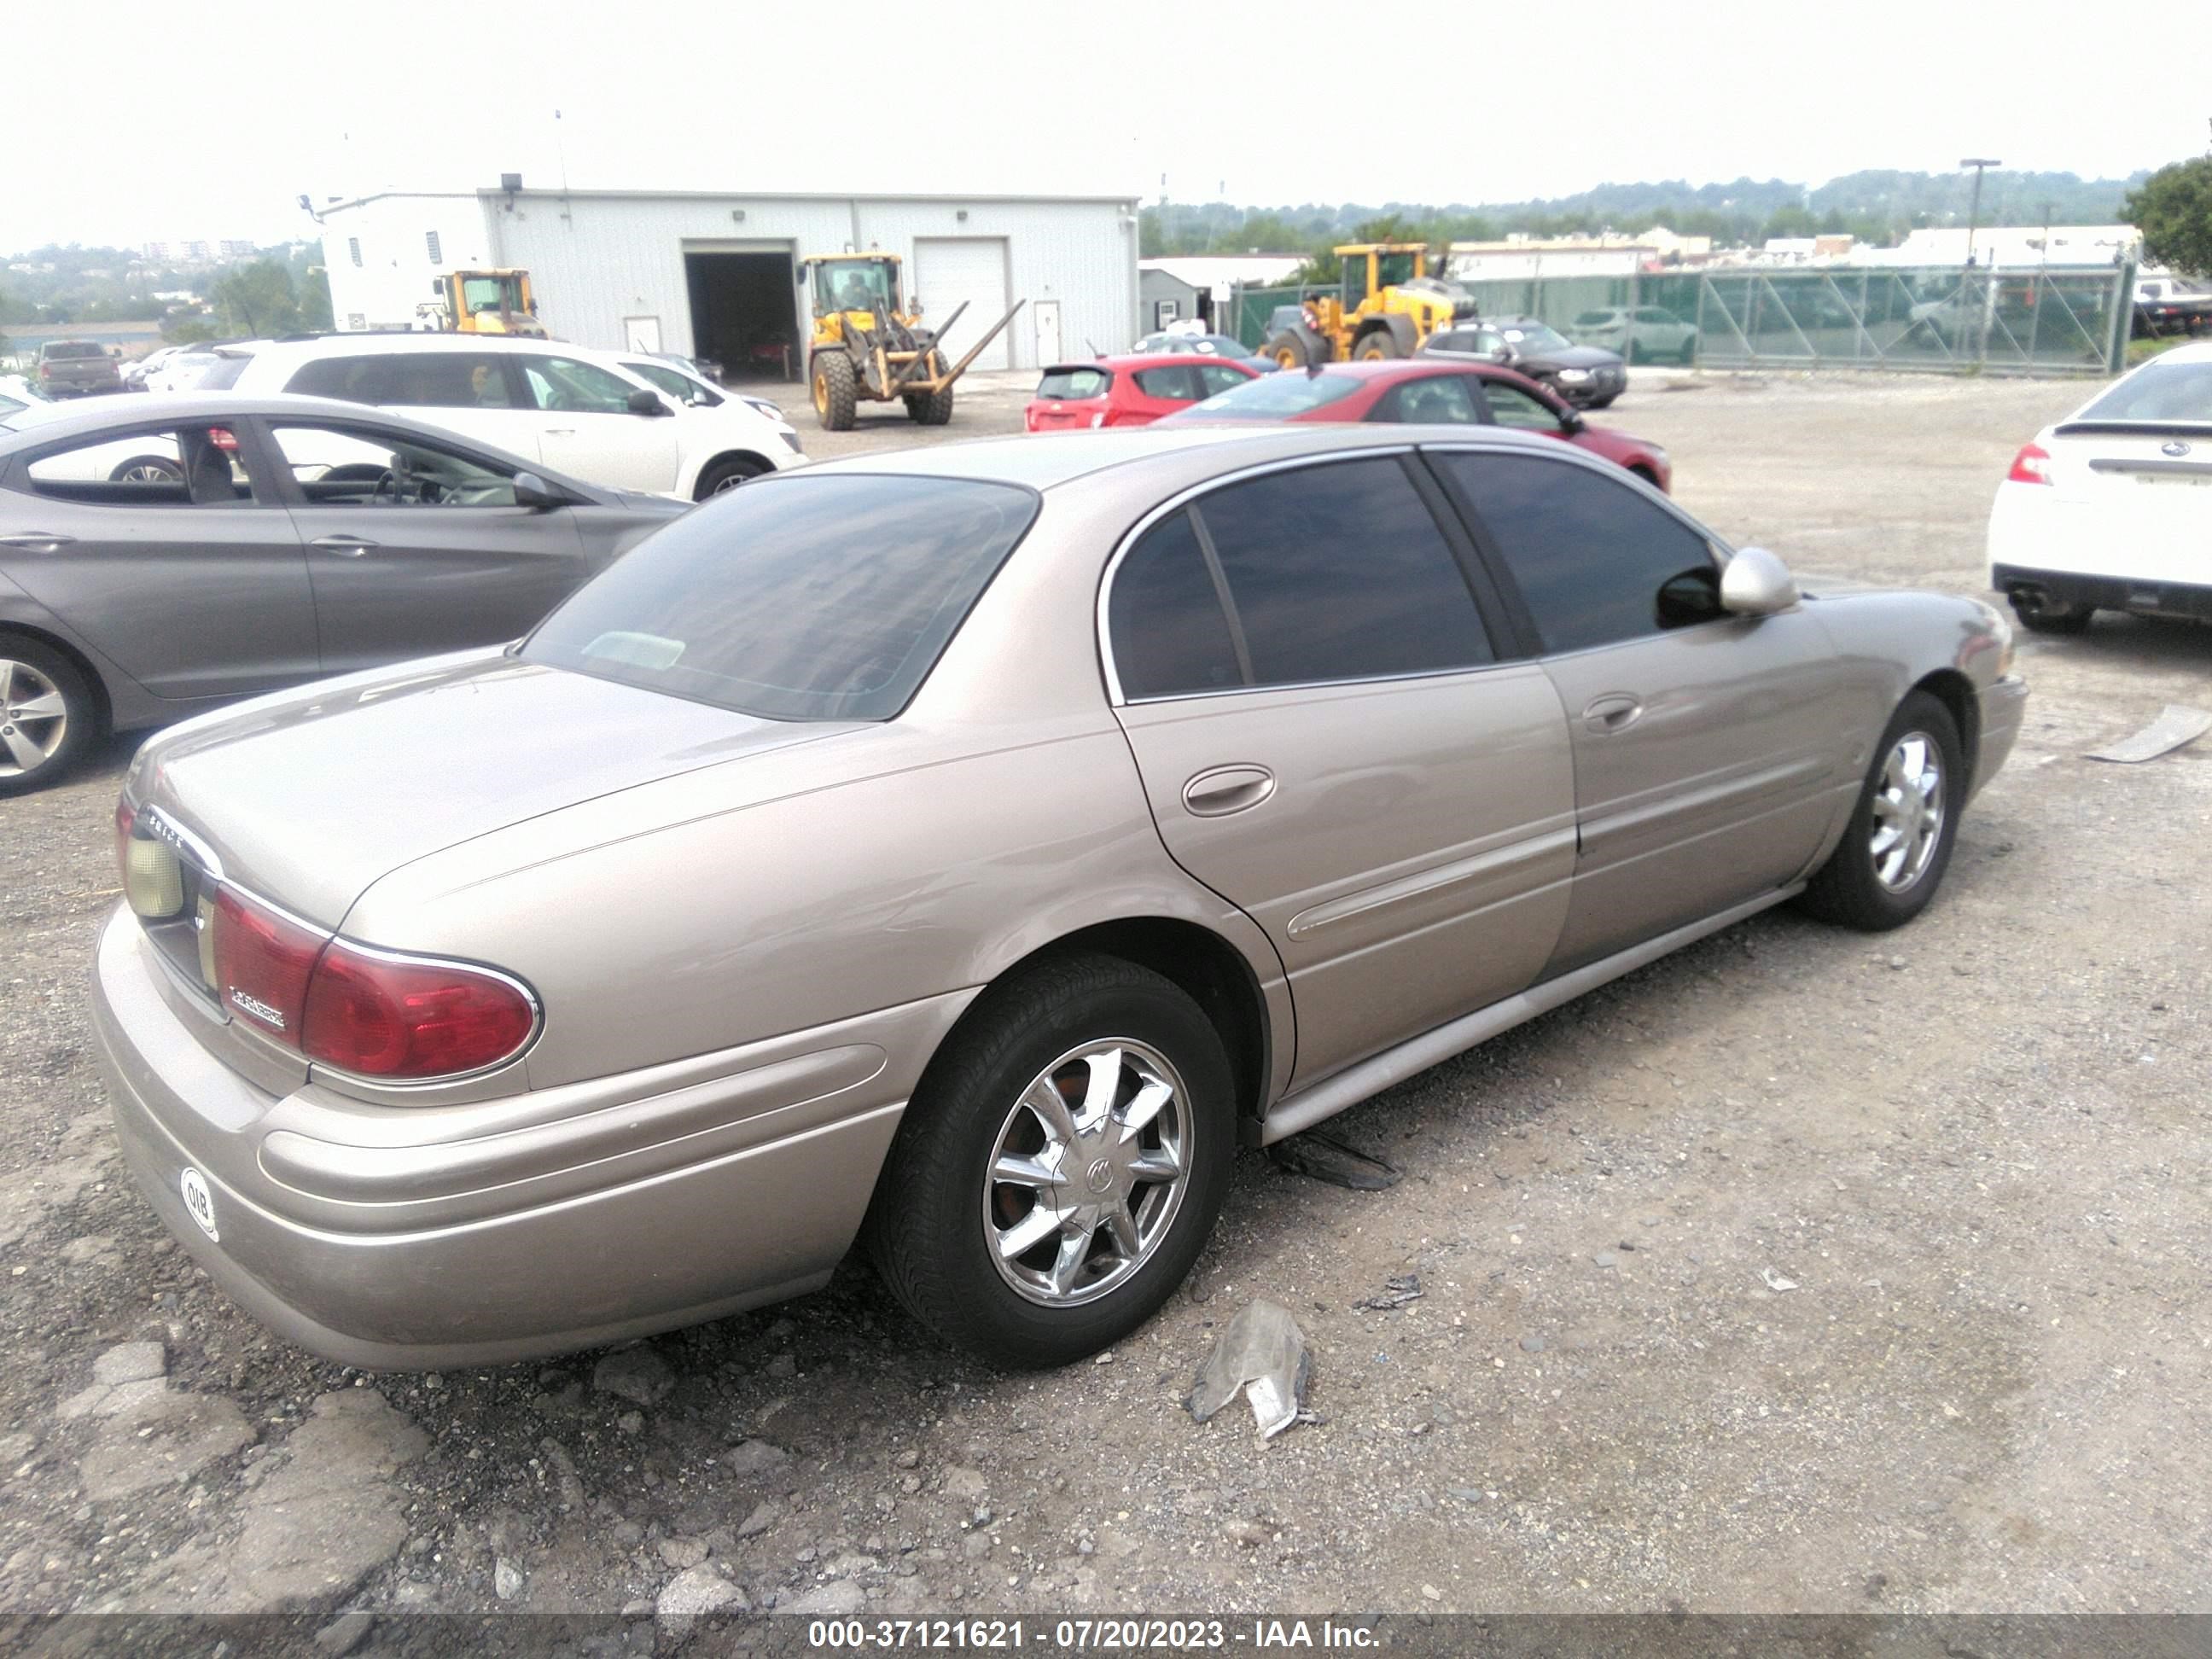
left=93, top=424, right=2028, bottom=1370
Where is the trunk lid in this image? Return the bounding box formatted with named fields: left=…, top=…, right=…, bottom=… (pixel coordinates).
left=2044, top=421, right=2212, bottom=535
left=134, top=651, right=863, bottom=929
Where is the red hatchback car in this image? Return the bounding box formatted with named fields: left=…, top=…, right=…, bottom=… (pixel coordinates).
left=1160, top=358, right=1671, bottom=492
left=1026, top=354, right=1264, bottom=432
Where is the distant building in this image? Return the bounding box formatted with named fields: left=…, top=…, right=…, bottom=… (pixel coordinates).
left=1447, top=236, right=1650, bottom=281
left=1138, top=256, right=1303, bottom=334
left=217, top=239, right=256, bottom=261
left=1856, top=224, right=2139, bottom=269
left=1639, top=226, right=1714, bottom=263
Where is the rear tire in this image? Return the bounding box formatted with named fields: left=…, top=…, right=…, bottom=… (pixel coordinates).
left=0, top=633, right=100, bottom=797
left=1796, top=690, right=1964, bottom=932
left=811, top=352, right=858, bottom=431
left=1266, top=331, right=1308, bottom=370
left=865, top=954, right=1236, bottom=1369
left=1352, top=330, right=1400, bottom=360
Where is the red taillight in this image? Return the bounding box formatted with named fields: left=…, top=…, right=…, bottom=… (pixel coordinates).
left=2008, top=441, right=2052, bottom=485
left=209, top=427, right=239, bottom=451
left=301, top=942, right=536, bottom=1080
left=212, top=887, right=323, bottom=1041
left=37, top=364, right=50, bottom=380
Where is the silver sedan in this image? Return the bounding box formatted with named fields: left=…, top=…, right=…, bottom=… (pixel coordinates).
left=91, top=423, right=2028, bottom=1369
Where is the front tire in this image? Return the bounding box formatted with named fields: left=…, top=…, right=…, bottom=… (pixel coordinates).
left=1352, top=330, right=1400, bottom=360
left=1797, top=690, right=1964, bottom=932
left=866, top=955, right=1236, bottom=1369
left=905, top=378, right=955, bottom=426
left=0, top=634, right=99, bottom=796
left=811, top=352, right=858, bottom=431
left=694, top=456, right=768, bottom=498
left=1265, top=330, right=1308, bottom=370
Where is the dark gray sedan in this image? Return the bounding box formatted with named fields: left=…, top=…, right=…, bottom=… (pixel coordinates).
left=0, top=393, right=687, bottom=793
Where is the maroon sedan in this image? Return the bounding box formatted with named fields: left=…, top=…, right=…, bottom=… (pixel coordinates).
left=1161, top=358, right=1671, bottom=492
left=1026, top=354, right=1263, bottom=433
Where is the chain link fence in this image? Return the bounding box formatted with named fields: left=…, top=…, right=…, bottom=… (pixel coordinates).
left=1229, top=265, right=2132, bottom=376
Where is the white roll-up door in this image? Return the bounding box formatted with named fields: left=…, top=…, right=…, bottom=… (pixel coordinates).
left=913, top=237, right=1011, bottom=371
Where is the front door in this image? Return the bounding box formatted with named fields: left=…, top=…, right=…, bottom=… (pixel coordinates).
left=1103, top=452, right=1576, bottom=1086
left=514, top=354, right=684, bottom=494
left=1431, top=447, right=1859, bottom=974
left=257, top=417, right=592, bottom=674
left=2, top=418, right=317, bottom=701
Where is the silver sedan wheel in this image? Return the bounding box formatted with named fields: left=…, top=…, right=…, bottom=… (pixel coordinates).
left=1869, top=731, right=1945, bottom=893
left=0, top=659, right=67, bottom=779
left=981, top=1039, right=1191, bottom=1308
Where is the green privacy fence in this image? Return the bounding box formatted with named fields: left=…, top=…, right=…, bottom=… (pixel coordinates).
left=1228, top=265, right=2131, bottom=376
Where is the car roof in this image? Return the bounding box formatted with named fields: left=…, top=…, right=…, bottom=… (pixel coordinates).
left=221, top=333, right=573, bottom=360
left=1292, top=358, right=1521, bottom=384
left=1043, top=355, right=1254, bottom=374
left=796, top=420, right=1569, bottom=492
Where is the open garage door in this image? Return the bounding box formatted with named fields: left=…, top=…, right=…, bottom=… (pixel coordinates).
left=913, top=238, right=1011, bottom=371
left=683, top=246, right=801, bottom=381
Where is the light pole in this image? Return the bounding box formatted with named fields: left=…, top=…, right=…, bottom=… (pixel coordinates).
left=1960, top=158, right=2002, bottom=266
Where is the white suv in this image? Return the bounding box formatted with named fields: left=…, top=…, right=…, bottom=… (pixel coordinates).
left=208, top=335, right=805, bottom=498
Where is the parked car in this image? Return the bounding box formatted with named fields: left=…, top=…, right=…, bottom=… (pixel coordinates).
left=142, top=345, right=246, bottom=395
left=620, top=352, right=795, bottom=435
left=1161, top=358, right=1672, bottom=491
left=120, top=346, right=186, bottom=392
left=0, top=375, right=50, bottom=422
left=1027, top=355, right=1262, bottom=431
left=1573, top=306, right=1698, bottom=364
left=1130, top=330, right=1269, bottom=366
left=1421, top=317, right=1627, bottom=408
left=213, top=335, right=805, bottom=499
left=90, top=424, right=2024, bottom=1371
left=0, top=393, right=687, bottom=794
left=2132, top=277, right=2212, bottom=339
left=36, top=341, right=122, bottom=398
left=1988, top=340, right=2212, bottom=633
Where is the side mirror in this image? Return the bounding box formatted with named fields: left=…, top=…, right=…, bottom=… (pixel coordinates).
left=1558, top=410, right=1586, bottom=434
left=626, top=387, right=672, bottom=416
left=513, top=470, right=567, bottom=509
left=1720, top=545, right=1800, bottom=616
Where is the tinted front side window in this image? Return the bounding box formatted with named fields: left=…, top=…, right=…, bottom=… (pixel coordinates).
left=522, top=474, right=1038, bottom=721
left=1109, top=509, right=1243, bottom=700
left=1195, top=457, right=1492, bottom=686
left=1441, top=452, right=1716, bottom=655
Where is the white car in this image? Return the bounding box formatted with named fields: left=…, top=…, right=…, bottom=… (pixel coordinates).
left=212, top=335, right=806, bottom=498
left=1988, top=341, right=2212, bottom=633
left=1571, top=306, right=1698, bottom=364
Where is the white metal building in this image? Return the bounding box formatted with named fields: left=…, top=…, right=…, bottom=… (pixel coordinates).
left=314, top=186, right=1141, bottom=379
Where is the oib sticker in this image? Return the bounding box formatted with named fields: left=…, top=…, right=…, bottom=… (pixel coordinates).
left=178, top=1167, right=219, bottom=1243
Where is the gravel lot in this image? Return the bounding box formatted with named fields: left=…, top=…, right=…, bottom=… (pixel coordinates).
left=2, top=367, right=2207, bottom=1629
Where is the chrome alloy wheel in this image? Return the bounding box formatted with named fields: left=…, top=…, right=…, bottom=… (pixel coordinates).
left=0, top=659, right=67, bottom=779
left=1870, top=731, right=1946, bottom=893
left=981, top=1039, right=1191, bottom=1308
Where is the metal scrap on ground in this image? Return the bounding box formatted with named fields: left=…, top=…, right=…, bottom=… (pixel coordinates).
left=1355, top=1273, right=1424, bottom=1313
left=1266, top=1129, right=1402, bottom=1190
left=2085, top=704, right=2212, bottom=764
left=1188, top=1301, right=1312, bottom=1440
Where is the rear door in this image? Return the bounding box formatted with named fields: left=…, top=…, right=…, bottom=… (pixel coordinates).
left=1104, top=451, right=1576, bottom=1086
left=514, top=354, right=683, bottom=493
left=1430, top=447, right=1858, bottom=975
left=0, top=418, right=317, bottom=699
left=254, top=416, right=592, bottom=674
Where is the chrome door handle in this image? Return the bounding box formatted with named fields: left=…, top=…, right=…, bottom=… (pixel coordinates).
left=0, top=533, right=74, bottom=552
left=1182, top=765, right=1275, bottom=818
left=310, top=535, right=378, bottom=557
left=1583, top=694, right=1644, bottom=734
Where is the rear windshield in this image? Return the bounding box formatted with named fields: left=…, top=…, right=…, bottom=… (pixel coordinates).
left=43, top=342, right=102, bottom=359
left=1037, top=368, right=1111, bottom=400
left=521, top=474, right=1040, bottom=721
left=1170, top=373, right=1365, bottom=420
left=196, top=354, right=252, bottom=391
left=2074, top=358, right=2212, bottom=425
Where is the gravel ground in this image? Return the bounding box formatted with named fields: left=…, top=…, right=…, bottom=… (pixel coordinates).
left=1, top=367, right=2207, bottom=1630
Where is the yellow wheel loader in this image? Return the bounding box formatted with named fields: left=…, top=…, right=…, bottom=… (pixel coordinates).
left=417, top=269, right=548, bottom=337
left=1263, top=244, right=1475, bottom=368
left=801, top=253, right=1024, bottom=431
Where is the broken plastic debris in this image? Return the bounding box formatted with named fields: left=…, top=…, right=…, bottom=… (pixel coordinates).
left=1266, top=1129, right=1401, bottom=1190
left=1187, top=1300, right=1311, bottom=1439
left=2085, top=704, right=2212, bottom=764
left=1355, top=1272, right=1423, bottom=1313
left=1761, top=1267, right=1799, bottom=1292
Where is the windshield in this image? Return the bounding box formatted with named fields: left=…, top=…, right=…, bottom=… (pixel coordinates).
left=1503, top=323, right=1575, bottom=354
left=521, top=474, right=1039, bottom=722
left=2075, top=358, right=2212, bottom=425
left=627, top=358, right=720, bottom=406
left=1377, top=251, right=1421, bottom=287
left=459, top=275, right=526, bottom=315
left=814, top=260, right=898, bottom=316
left=1169, top=372, right=1365, bottom=420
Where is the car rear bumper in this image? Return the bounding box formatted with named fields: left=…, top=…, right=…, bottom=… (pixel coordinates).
left=91, top=906, right=941, bottom=1370
left=1992, top=561, right=2212, bottom=624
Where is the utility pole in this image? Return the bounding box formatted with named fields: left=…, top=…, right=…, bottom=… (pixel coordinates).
left=1960, top=158, right=2001, bottom=266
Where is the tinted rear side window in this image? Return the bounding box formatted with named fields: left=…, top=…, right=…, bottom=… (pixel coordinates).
left=283, top=352, right=511, bottom=407
left=1038, top=368, right=1110, bottom=399
left=522, top=474, right=1039, bottom=721
left=1191, top=457, right=1493, bottom=687
left=1109, top=509, right=1243, bottom=699
left=1439, top=451, right=1715, bottom=654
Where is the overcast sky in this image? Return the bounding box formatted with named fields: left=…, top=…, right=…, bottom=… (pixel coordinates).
left=9, top=0, right=2203, bottom=251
